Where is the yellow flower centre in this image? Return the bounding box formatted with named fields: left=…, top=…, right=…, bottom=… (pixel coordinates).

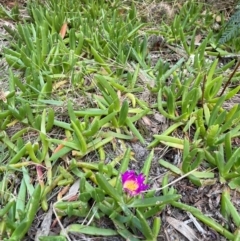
left=124, top=180, right=139, bottom=191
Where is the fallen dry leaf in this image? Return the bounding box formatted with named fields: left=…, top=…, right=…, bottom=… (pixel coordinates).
left=153, top=113, right=166, bottom=123
left=195, top=34, right=203, bottom=45
left=215, top=15, right=221, bottom=23
left=142, top=116, right=152, bottom=126
left=0, top=90, right=8, bottom=102
left=59, top=22, right=68, bottom=39
left=62, top=179, right=80, bottom=201
left=35, top=204, right=53, bottom=241
left=166, top=216, right=199, bottom=241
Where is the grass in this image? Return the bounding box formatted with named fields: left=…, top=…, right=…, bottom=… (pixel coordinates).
left=0, top=0, right=240, bottom=240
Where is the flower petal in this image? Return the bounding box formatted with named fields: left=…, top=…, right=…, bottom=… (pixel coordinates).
left=121, top=170, right=135, bottom=183
left=121, top=170, right=148, bottom=196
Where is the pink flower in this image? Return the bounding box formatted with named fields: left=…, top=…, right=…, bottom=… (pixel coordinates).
left=121, top=170, right=148, bottom=196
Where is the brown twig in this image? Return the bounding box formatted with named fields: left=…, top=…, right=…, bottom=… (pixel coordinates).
left=220, top=59, right=240, bottom=96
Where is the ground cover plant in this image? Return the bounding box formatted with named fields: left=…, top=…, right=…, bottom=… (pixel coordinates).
left=0, top=0, right=240, bottom=240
